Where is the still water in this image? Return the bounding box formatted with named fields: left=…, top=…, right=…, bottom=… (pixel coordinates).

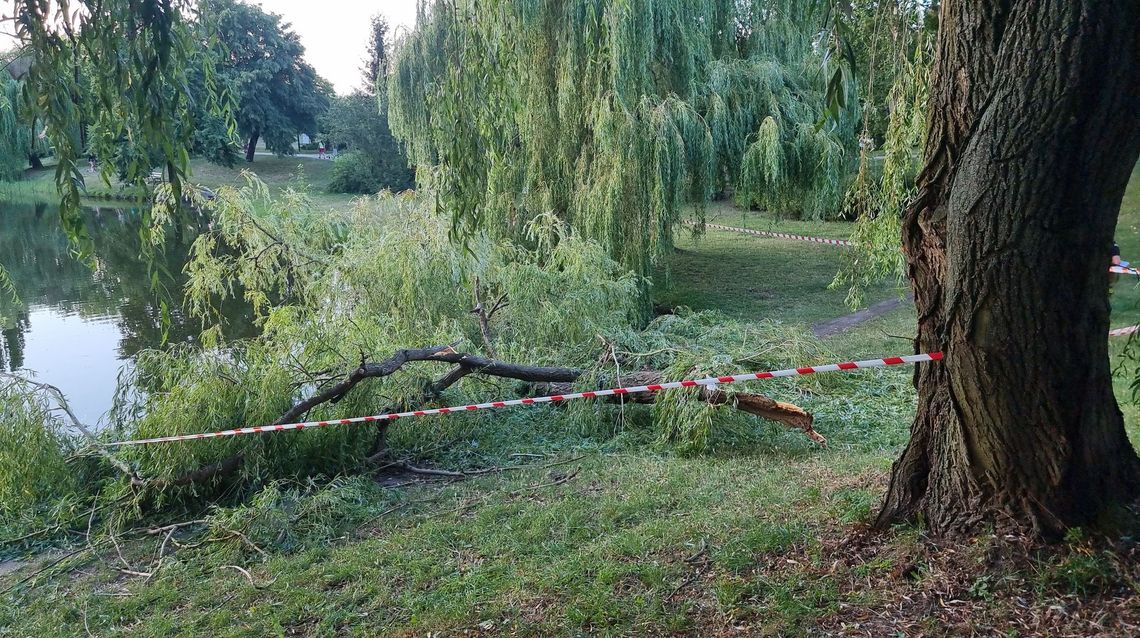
left=0, top=199, right=253, bottom=424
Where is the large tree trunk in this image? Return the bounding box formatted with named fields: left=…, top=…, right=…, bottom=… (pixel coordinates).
left=876, top=0, right=1140, bottom=537
left=245, top=133, right=259, bottom=163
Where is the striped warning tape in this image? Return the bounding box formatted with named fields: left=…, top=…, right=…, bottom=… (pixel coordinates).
left=103, top=352, right=943, bottom=447
left=687, top=221, right=853, bottom=247
left=1110, top=325, right=1140, bottom=337
left=693, top=224, right=1137, bottom=272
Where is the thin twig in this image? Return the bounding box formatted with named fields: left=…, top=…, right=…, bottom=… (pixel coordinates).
left=462, top=454, right=586, bottom=476
left=508, top=467, right=581, bottom=495
left=219, top=564, right=274, bottom=589
left=146, top=520, right=208, bottom=536
left=85, top=495, right=100, bottom=547
left=666, top=573, right=699, bottom=601
left=389, top=462, right=465, bottom=478
left=116, top=568, right=154, bottom=578
left=222, top=529, right=269, bottom=559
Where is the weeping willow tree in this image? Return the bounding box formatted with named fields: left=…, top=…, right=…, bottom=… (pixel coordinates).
left=0, top=72, right=47, bottom=182
left=388, top=0, right=859, bottom=278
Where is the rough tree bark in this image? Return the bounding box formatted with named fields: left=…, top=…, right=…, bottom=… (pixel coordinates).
left=875, top=0, right=1140, bottom=537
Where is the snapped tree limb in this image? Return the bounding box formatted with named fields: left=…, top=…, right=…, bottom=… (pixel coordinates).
left=159, top=345, right=819, bottom=489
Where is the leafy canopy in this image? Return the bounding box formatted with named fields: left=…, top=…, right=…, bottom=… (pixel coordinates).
left=204, top=0, right=332, bottom=159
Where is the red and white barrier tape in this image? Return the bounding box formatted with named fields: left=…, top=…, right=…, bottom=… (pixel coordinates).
left=694, top=224, right=1136, bottom=269
left=103, top=352, right=943, bottom=447
left=1110, top=325, right=1140, bottom=337
left=688, top=222, right=853, bottom=247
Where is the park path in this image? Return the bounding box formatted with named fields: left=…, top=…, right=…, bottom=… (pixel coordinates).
left=253, top=152, right=332, bottom=160
left=811, top=293, right=912, bottom=338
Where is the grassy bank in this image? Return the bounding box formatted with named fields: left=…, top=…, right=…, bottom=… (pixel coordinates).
left=2, top=169, right=1139, bottom=636
left=2, top=154, right=357, bottom=210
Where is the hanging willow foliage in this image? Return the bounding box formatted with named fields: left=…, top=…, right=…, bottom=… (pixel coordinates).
left=830, top=14, right=930, bottom=309
left=388, top=0, right=858, bottom=278
left=0, top=73, right=45, bottom=182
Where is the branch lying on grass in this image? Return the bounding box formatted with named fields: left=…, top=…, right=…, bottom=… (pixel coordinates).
left=537, top=372, right=824, bottom=446
left=220, top=564, right=274, bottom=589
left=157, top=346, right=817, bottom=489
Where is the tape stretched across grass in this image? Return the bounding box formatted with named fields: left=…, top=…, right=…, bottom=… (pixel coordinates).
left=105, top=352, right=944, bottom=447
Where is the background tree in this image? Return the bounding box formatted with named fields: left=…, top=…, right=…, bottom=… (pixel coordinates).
left=322, top=13, right=413, bottom=195
left=322, top=93, right=414, bottom=194
left=874, top=0, right=1140, bottom=537
left=205, top=0, right=332, bottom=163
left=0, top=49, right=50, bottom=179
left=361, top=15, right=390, bottom=95
left=388, top=0, right=859, bottom=278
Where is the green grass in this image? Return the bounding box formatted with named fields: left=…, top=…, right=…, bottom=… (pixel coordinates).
left=190, top=156, right=361, bottom=211
left=3, top=168, right=1140, bottom=636
left=4, top=154, right=359, bottom=210
left=654, top=200, right=903, bottom=327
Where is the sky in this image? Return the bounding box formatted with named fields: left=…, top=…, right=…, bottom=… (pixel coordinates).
left=259, top=1, right=419, bottom=94
left=0, top=1, right=420, bottom=95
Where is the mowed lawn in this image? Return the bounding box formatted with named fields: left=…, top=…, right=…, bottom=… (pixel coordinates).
left=2, top=167, right=1139, bottom=636
left=654, top=201, right=903, bottom=328
left=12, top=154, right=361, bottom=211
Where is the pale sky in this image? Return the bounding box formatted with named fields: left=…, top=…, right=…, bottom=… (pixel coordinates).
left=1, top=1, right=420, bottom=95
left=258, top=1, right=419, bottom=94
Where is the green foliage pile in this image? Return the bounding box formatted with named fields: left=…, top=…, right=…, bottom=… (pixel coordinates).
left=388, top=0, right=859, bottom=277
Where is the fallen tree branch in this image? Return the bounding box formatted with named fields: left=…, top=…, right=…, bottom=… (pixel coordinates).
left=1, top=373, right=142, bottom=484
left=160, top=347, right=818, bottom=489
left=536, top=372, right=823, bottom=446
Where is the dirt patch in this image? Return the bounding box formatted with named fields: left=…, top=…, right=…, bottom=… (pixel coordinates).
left=0, top=560, right=26, bottom=578
left=812, top=294, right=913, bottom=338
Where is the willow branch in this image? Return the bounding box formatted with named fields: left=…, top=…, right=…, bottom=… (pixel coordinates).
left=164, top=346, right=819, bottom=489
left=1, top=373, right=142, bottom=483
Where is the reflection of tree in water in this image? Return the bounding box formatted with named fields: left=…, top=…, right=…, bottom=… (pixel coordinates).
left=0, top=199, right=256, bottom=361
left=1, top=313, right=28, bottom=371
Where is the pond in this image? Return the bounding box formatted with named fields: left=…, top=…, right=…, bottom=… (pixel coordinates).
left=0, top=198, right=255, bottom=424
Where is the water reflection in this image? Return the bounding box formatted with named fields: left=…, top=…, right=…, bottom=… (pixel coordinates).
left=0, top=199, right=255, bottom=423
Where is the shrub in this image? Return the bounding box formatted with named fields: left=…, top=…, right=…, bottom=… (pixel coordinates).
left=327, top=151, right=415, bottom=194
